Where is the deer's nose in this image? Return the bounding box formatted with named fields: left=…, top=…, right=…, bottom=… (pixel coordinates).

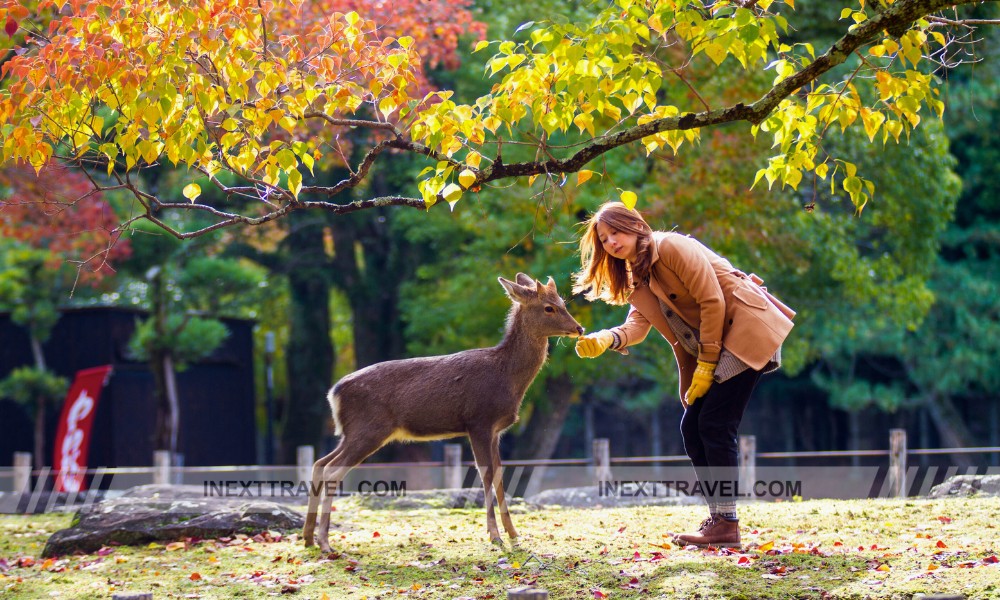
left=576, top=326, right=585, bottom=336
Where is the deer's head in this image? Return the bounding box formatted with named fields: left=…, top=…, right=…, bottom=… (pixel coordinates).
left=498, top=273, right=584, bottom=339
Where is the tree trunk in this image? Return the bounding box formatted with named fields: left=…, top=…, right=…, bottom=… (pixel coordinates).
left=511, top=373, right=577, bottom=498
left=329, top=208, right=410, bottom=369
left=279, top=210, right=335, bottom=463
left=924, top=394, right=975, bottom=468
left=164, top=354, right=180, bottom=457
left=30, top=333, right=47, bottom=469
left=151, top=349, right=170, bottom=452
left=33, top=395, right=45, bottom=470
left=511, top=373, right=577, bottom=461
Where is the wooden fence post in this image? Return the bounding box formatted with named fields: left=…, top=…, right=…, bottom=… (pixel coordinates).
left=888, top=429, right=907, bottom=498
left=297, top=445, right=315, bottom=485
left=444, top=443, right=463, bottom=489
left=739, top=435, right=756, bottom=497
left=153, top=450, right=171, bottom=485
left=13, top=452, right=31, bottom=494
left=592, top=438, right=611, bottom=485
left=508, top=586, right=549, bottom=599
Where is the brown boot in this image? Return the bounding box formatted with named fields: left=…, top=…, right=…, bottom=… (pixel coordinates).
left=674, top=516, right=741, bottom=548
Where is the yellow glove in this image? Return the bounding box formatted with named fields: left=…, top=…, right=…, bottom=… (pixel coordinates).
left=684, top=360, right=717, bottom=404
left=575, top=330, right=616, bottom=359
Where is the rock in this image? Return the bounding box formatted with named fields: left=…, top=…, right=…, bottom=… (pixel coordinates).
left=526, top=484, right=701, bottom=508
left=352, top=488, right=530, bottom=511
left=928, top=475, right=1000, bottom=498
left=43, top=488, right=305, bottom=557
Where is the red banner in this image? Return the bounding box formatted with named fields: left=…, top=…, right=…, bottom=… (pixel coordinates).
left=52, top=365, right=113, bottom=493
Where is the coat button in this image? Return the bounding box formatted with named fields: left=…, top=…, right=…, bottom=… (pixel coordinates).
left=669, top=293, right=677, bottom=300
left=666, top=310, right=674, bottom=318
left=683, top=333, right=692, bottom=339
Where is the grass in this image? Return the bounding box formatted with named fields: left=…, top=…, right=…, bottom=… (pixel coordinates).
left=1, top=496, right=999, bottom=599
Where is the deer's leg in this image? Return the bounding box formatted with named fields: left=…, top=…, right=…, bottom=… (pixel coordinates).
left=469, top=430, right=501, bottom=543
left=303, top=443, right=345, bottom=548
left=490, top=435, right=518, bottom=539
left=315, top=435, right=388, bottom=553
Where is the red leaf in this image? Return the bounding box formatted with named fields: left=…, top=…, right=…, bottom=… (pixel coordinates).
left=983, top=555, right=999, bottom=564
left=938, top=516, right=952, bottom=524
left=617, top=526, right=627, bottom=533
left=936, top=540, right=948, bottom=549
left=190, top=572, right=202, bottom=581
left=4, top=19, right=17, bottom=37
left=373, top=531, right=380, bottom=538
left=592, top=590, right=608, bottom=599
left=737, top=556, right=750, bottom=565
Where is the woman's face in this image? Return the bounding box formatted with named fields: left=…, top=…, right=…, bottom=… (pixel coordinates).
left=595, top=221, right=638, bottom=262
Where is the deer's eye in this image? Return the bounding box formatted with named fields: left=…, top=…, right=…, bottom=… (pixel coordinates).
left=544, top=306, right=555, bottom=313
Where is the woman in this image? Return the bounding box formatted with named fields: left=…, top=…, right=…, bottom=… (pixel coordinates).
left=573, top=201, right=795, bottom=548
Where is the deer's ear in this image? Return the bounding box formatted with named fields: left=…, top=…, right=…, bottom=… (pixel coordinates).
left=498, top=277, right=535, bottom=302
left=542, top=276, right=558, bottom=293
left=514, top=272, right=536, bottom=288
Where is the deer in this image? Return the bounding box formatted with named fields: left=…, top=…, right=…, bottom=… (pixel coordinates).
left=302, top=273, right=584, bottom=552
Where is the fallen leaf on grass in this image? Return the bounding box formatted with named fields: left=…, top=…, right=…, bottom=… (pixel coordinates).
left=166, top=542, right=186, bottom=551
left=936, top=540, right=948, bottom=548
left=190, top=572, right=202, bottom=581
left=938, top=516, right=952, bottom=524
left=759, top=541, right=774, bottom=552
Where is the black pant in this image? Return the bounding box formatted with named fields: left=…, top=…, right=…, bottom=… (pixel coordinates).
left=680, top=367, right=761, bottom=507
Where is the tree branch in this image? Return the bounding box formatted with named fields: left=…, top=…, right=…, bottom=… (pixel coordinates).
left=481, top=0, right=981, bottom=183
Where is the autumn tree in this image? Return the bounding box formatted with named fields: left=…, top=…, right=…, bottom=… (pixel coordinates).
left=0, top=0, right=995, bottom=236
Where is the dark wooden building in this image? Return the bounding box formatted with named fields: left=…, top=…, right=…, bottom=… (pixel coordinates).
left=0, top=307, right=256, bottom=468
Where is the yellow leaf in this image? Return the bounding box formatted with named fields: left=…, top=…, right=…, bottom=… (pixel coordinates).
left=182, top=183, right=201, bottom=202
left=875, top=563, right=890, bottom=572
left=287, top=168, right=303, bottom=199
left=165, top=541, right=186, bottom=551
left=458, top=169, right=477, bottom=189
left=442, top=182, right=463, bottom=209
left=620, top=190, right=638, bottom=210
left=577, top=170, right=594, bottom=185
left=704, top=42, right=727, bottom=66
left=759, top=541, right=775, bottom=552
left=815, top=162, right=829, bottom=180
left=465, top=152, right=482, bottom=169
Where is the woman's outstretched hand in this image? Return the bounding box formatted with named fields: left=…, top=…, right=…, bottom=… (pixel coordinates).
left=575, top=330, right=615, bottom=358
left=684, top=360, right=717, bottom=404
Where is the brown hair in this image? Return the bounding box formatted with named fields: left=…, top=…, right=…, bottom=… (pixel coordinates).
left=573, top=201, right=654, bottom=305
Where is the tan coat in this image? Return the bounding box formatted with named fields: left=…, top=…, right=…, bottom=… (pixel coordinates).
left=610, top=232, right=796, bottom=399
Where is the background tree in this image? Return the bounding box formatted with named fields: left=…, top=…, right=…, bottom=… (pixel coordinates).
left=0, top=162, right=128, bottom=467
left=121, top=220, right=266, bottom=457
